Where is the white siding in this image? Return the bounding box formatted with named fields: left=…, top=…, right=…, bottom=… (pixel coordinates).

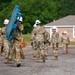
left=73, top=27, right=75, bottom=38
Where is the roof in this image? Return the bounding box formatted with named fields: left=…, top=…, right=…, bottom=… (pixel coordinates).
left=44, top=15, right=75, bottom=27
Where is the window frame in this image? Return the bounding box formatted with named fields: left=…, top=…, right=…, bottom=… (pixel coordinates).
left=73, top=27, right=75, bottom=38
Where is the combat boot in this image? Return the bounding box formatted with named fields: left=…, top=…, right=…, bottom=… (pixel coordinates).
left=63, top=50, right=68, bottom=54
left=0, top=53, right=2, bottom=56
left=52, top=56, right=58, bottom=60
left=16, top=61, right=21, bottom=67
left=44, top=55, right=48, bottom=60
left=33, top=56, right=37, bottom=60
left=4, top=59, right=11, bottom=64
left=13, top=63, right=21, bottom=67
left=36, top=58, right=40, bottom=63
left=16, top=64, right=21, bottom=67
left=42, top=55, right=46, bottom=62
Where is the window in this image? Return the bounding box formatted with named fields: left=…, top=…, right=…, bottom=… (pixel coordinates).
left=73, top=27, right=75, bottom=38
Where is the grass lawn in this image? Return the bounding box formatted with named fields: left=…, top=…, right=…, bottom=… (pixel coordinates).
left=70, top=41, right=75, bottom=45
left=23, top=33, right=31, bottom=45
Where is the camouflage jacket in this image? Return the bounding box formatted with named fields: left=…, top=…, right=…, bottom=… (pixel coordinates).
left=33, top=25, right=45, bottom=41
left=44, top=30, right=50, bottom=44
left=51, top=32, right=59, bottom=43
left=14, top=24, right=24, bottom=40
left=31, top=27, right=37, bottom=40
left=1, top=26, right=6, bottom=39
left=61, top=35, right=70, bottom=44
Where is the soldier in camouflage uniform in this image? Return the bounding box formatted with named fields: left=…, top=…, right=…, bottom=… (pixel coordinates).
left=1, top=19, right=11, bottom=63
left=61, top=31, right=70, bottom=54
left=32, top=20, right=46, bottom=62
left=0, top=28, right=3, bottom=56
left=10, top=17, right=24, bottom=67
left=44, top=29, right=50, bottom=59
left=51, top=26, right=59, bottom=60
left=31, top=24, right=37, bottom=60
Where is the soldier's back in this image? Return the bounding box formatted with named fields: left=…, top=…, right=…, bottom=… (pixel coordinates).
left=51, top=32, right=59, bottom=43
left=35, top=26, right=45, bottom=41
left=61, top=35, right=69, bottom=44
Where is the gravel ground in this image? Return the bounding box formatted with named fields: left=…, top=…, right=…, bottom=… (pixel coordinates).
left=0, top=45, right=75, bottom=75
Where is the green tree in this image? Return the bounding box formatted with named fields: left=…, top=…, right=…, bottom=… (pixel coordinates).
left=0, top=0, right=75, bottom=33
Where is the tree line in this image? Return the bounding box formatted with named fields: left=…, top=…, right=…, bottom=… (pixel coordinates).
left=0, top=0, right=75, bottom=34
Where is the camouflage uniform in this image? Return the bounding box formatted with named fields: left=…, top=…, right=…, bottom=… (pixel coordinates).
left=51, top=31, right=59, bottom=60
left=31, top=27, right=37, bottom=59
left=0, top=29, right=3, bottom=56
left=10, top=23, right=24, bottom=66
left=61, top=33, right=70, bottom=54
left=44, top=30, right=50, bottom=57
left=1, top=26, right=10, bottom=59
left=33, top=25, right=46, bottom=62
